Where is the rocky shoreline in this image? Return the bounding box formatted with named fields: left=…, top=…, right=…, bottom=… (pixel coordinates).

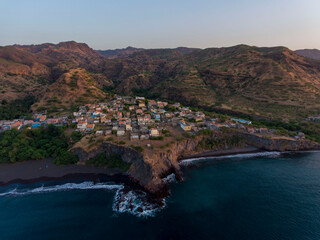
left=70, top=131, right=320, bottom=196
left=0, top=132, right=319, bottom=199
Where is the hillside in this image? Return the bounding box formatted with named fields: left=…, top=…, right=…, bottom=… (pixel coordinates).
left=1, top=41, right=320, bottom=121
left=0, top=41, right=109, bottom=105
left=103, top=45, right=320, bottom=120
left=32, top=68, right=108, bottom=113
left=296, top=49, right=320, bottom=60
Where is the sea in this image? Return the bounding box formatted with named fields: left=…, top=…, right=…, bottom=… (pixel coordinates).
left=0, top=151, right=320, bottom=240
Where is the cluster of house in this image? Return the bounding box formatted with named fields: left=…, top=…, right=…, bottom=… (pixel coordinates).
left=0, top=114, right=68, bottom=132
left=73, top=97, right=174, bottom=140
left=0, top=95, right=278, bottom=139
left=71, top=96, right=272, bottom=141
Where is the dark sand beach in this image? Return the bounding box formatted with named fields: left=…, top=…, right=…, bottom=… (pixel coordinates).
left=0, top=158, right=122, bottom=186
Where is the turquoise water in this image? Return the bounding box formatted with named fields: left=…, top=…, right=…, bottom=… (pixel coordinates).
left=1, top=152, right=320, bottom=240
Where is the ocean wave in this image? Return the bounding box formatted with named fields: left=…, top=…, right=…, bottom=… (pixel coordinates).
left=112, top=189, right=166, bottom=218
left=0, top=181, right=165, bottom=218
left=0, top=181, right=124, bottom=197
left=179, top=151, right=281, bottom=166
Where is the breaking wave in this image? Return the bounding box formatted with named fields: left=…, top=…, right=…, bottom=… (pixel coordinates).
left=179, top=151, right=281, bottom=166
left=0, top=181, right=124, bottom=197
left=112, top=189, right=166, bottom=218
left=0, top=181, right=165, bottom=218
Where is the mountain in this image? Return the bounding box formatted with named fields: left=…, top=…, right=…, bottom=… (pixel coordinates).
left=32, top=68, right=108, bottom=112
left=96, top=46, right=199, bottom=59
left=296, top=49, right=320, bottom=60
left=97, top=46, right=145, bottom=59
left=0, top=41, right=110, bottom=103
left=103, top=45, right=320, bottom=120
left=1, top=41, right=320, bottom=121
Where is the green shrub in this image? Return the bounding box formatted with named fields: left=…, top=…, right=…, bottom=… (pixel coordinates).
left=130, top=145, right=144, bottom=152
left=0, top=125, right=78, bottom=164
left=71, top=131, right=82, bottom=142
left=86, top=153, right=130, bottom=171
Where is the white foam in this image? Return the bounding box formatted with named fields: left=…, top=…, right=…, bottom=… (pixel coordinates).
left=0, top=181, right=165, bottom=218
left=112, top=189, right=166, bottom=217
left=0, top=181, right=124, bottom=197
left=179, top=151, right=281, bottom=166
left=162, top=173, right=176, bottom=184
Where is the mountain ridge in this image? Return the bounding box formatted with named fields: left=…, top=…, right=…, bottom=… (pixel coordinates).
left=1, top=41, right=320, bottom=121
left=296, top=49, right=320, bottom=60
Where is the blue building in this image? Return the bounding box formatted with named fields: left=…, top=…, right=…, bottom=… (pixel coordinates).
left=231, top=118, right=252, bottom=125
left=31, top=122, right=41, bottom=128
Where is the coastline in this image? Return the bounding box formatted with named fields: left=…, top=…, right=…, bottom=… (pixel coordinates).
left=0, top=148, right=259, bottom=187
left=178, top=146, right=261, bottom=161
left=0, top=147, right=319, bottom=192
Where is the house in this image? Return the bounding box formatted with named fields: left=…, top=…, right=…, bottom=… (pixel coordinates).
left=129, top=105, right=135, bottom=111
left=138, top=102, right=146, bottom=108
left=209, top=123, right=228, bottom=130
left=105, top=129, right=112, bottom=135
left=260, top=128, right=268, bottom=134
left=136, top=96, right=145, bottom=100
left=117, top=112, right=123, bottom=118
left=118, top=120, right=126, bottom=126
left=247, top=127, right=255, bottom=134
left=117, top=128, right=125, bottom=136
left=193, top=117, right=203, bottom=122
left=46, top=118, right=59, bottom=125
left=77, top=120, right=87, bottom=131
left=100, top=117, right=108, bottom=123
left=148, top=100, right=156, bottom=107
left=10, top=121, right=22, bottom=130
left=179, top=120, right=192, bottom=131
left=95, top=130, right=104, bottom=135
left=172, top=103, right=180, bottom=108
left=23, top=120, right=35, bottom=126
left=149, top=128, right=160, bottom=137
left=126, top=124, right=132, bottom=131
left=136, top=109, right=143, bottom=114
left=86, top=124, right=95, bottom=131
left=156, top=101, right=164, bottom=108
left=31, top=122, right=41, bottom=128
left=130, top=133, right=139, bottom=140
left=140, top=134, right=149, bottom=140
left=152, top=113, right=161, bottom=120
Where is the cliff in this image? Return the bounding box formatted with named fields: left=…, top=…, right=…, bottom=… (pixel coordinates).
left=71, top=132, right=320, bottom=196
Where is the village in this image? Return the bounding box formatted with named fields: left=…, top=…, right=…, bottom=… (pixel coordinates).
left=0, top=95, right=306, bottom=142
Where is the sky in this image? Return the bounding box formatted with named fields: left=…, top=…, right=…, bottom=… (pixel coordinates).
left=0, top=0, right=319, bottom=50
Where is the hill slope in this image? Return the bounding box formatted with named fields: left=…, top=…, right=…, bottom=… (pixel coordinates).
left=296, top=49, right=320, bottom=60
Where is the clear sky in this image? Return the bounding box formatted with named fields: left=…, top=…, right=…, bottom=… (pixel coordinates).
left=0, top=0, right=319, bottom=50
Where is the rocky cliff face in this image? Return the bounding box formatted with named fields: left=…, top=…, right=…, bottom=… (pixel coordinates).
left=242, top=133, right=320, bottom=151
left=72, top=133, right=320, bottom=195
